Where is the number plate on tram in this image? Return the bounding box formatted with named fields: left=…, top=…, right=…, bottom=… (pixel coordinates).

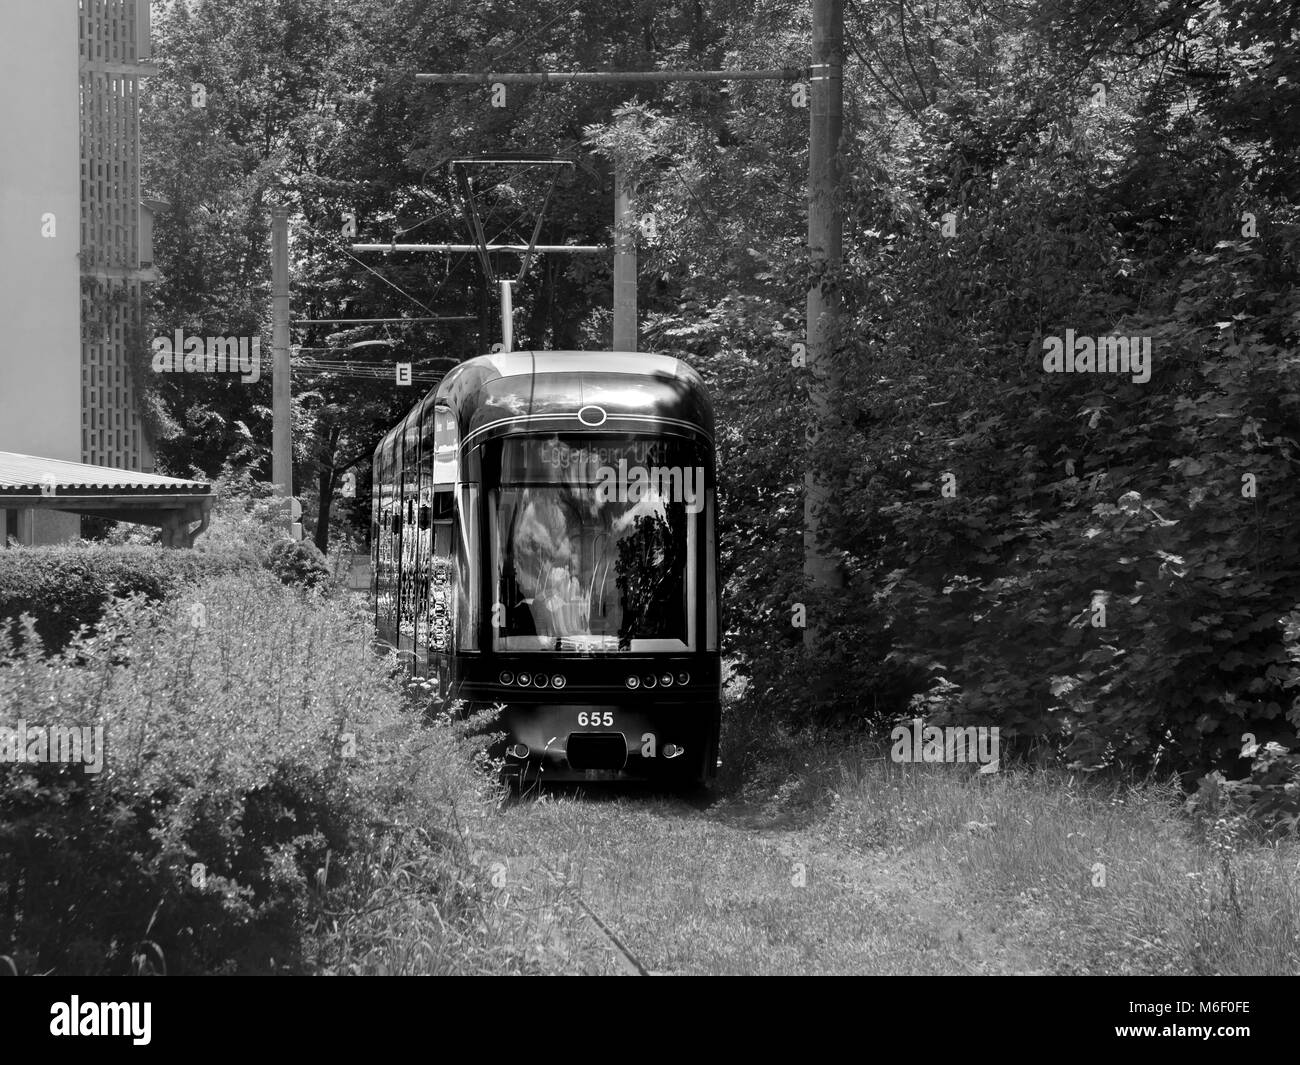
left=577, top=711, right=615, bottom=728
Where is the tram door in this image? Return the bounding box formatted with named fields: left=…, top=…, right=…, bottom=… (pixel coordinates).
left=428, top=404, right=457, bottom=695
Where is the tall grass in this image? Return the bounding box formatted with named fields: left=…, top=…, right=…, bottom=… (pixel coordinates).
left=827, top=755, right=1300, bottom=974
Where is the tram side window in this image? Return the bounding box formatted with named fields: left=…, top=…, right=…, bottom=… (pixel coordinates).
left=421, top=406, right=447, bottom=654
left=428, top=519, right=453, bottom=654
left=429, top=404, right=465, bottom=653
left=398, top=418, right=422, bottom=640
left=456, top=484, right=480, bottom=651
left=377, top=435, right=400, bottom=631
left=370, top=455, right=379, bottom=552
left=414, top=410, right=436, bottom=650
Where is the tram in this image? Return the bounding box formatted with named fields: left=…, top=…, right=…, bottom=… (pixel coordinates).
left=372, top=350, right=720, bottom=786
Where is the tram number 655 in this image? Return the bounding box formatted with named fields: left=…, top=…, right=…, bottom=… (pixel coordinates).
left=578, top=711, right=614, bottom=727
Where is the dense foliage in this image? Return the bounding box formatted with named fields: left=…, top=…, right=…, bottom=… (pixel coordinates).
left=0, top=575, right=491, bottom=974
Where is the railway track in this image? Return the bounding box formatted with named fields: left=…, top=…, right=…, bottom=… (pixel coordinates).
left=482, top=786, right=697, bottom=975
left=535, top=857, right=650, bottom=976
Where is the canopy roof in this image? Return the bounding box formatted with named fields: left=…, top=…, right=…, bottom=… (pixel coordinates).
left=0, top=451, right=214, bottom=547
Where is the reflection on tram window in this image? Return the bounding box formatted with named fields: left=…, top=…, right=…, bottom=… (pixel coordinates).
left=491, top=436, right=700, bottom=653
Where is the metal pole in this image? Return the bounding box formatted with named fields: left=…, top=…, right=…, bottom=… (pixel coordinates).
left=613, top=164, right=637, bottom=352
left=271, top=206, right=293, bottom=523
left=803, top=0, right=845, bottom=641
left=417, top=69, right=805, bottom=85
left=499, top=279, right=514, bottom=352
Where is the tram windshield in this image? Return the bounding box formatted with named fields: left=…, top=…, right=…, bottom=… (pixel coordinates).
left=490, top=435, right=704, bottom=653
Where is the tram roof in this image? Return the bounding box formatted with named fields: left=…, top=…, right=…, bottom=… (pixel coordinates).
left=378, top=350, right=713, bottom=454
left=465, top=350, right=688, bottom=379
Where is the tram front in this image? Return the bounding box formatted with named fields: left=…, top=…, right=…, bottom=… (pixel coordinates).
left=453, top=352, right=720, bottom=786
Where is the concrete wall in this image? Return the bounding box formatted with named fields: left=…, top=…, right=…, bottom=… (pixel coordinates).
left=0, top=1, right=83, bottom=544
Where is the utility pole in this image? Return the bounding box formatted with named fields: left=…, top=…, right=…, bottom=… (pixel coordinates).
left=613, top=163, right=637, bottom=351
left=803, top=0, right=845, bottom=647
left=271, top=205, right=293, bottom=534
left=499, top=279, right=514, bottom=351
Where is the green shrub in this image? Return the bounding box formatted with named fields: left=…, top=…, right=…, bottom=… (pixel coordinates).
left=1195, top=742, right=1300, bottom=838
left=0, top=572, right=492, bottom=974
left=0, top=543, right=259, bottom=655
left=265, top=539, right=331, bottom=589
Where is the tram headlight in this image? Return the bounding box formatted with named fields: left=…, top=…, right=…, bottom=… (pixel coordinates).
left=534, top=673, right=549, bottom=688
left=517, top=672, right=531, bottom=686
left=625, top=675, right=640, bottom=690
left=659, top=672, right=674, bottom=687
left=498, top=671, right=514, bottom=686
left=677, top=671, right=690, bottom=685
left=643, top=674, right=657, bottom=689
left=551, top=675, right=566, bottom=690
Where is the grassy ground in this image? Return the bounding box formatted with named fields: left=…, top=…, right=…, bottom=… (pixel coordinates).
left=481, top=733, right=1300, bottom=975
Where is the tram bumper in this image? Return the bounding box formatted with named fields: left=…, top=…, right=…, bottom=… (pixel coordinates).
left=493, top=701, right=718, bottom=783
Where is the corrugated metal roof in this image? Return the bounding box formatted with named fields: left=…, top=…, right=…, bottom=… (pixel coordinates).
left=0, top=451, right=211, bottom=494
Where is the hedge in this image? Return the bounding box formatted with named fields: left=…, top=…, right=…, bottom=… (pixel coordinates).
left=0, top=543, right=260, bottom=654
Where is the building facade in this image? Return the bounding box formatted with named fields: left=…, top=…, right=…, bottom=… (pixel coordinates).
left=79, top=0, right=157, bottom=473
left=0, top=0, right=157, bottom=546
